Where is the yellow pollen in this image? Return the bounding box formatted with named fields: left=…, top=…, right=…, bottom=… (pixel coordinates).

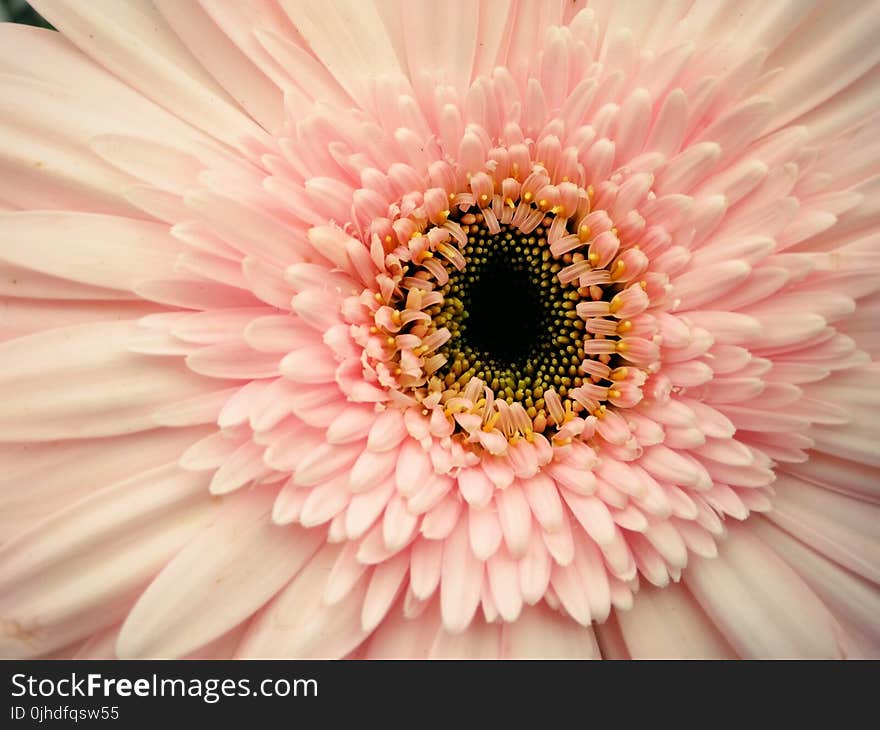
left=550, top=205, right=564, bottom=215
left=587, top=185, right=594, bottom=197
left=391, top=310, right=402, bottom=325
left=483, top=411, right=501, bottom=431
left=384, top=235, right=392, bottom=244
left=617, top=320, right=633, bottom=333
left=411, top=231, right=423, bottom=238
left=505, top=198, right=516, bottom=209
left=386, top=337, right=396, bottom=346
left=523, top=191, right=533, bottom=202
left=611, top=260, right=626, bottom=279
left=593, top=404, right=607, bottom=419
left=588, top=252, right=599, bottom=264
left=374, top=292, right=383, bottom=302
left=609, top=295, right=622, bottom=313
left=611, top=227, right=618, bottom=235
left=370, top=326, right=379, bottom=333
left=639, top=280, right=648, bottom=290
left=609, top=389, right=621, bottom=399
left=448, top=193, right=456, bottom=201
left=480, top=194, right=489, bottom=202
left=615, top=341, right=628, bottom=353
left=610, top=367, right=629, bottom=381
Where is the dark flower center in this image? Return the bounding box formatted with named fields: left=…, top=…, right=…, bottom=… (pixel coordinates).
left=432, top=222, right=588, bottom=411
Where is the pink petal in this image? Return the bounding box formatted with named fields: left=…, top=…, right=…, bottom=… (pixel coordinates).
left=0, top=321, right=219, bottom=441
left=117, top=488, right=324, bottom=658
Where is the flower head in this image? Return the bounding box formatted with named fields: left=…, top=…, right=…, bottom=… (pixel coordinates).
left=0, top=0, right=878, bottom=659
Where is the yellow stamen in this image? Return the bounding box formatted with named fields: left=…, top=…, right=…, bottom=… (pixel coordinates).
left=610, top=367, right=629, bottom=381
left=483, top=411, right=501, bottom=431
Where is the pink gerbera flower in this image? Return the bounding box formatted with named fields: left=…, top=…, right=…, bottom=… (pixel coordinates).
left=1, top=0, right=878, bottom=659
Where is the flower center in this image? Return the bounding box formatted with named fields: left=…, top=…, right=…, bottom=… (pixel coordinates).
left=344, top=147, right=665, bottom=450
left=433, top=221, right=588, bottom=414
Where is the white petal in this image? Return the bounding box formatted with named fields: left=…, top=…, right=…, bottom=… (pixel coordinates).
left=760, top=0, right=880, bottom=133
left=502, top=603, right=601, bottom=659
left=280, top=0, right=403, bottom=110
left=684, top=523, right=846, bottom=658
left=153, top=0, right=284, bottom=131
left=0, top=425, right=211, bottom=540
left=30, top=0, right=266, bottom=147
left=752, top=517, right=880, bottom=657
left=237, top=543, right=372, bottom=658
left=0, top=463, right=216, bottom=658
left=613, top=583, right=736, bottom=659
left=0, top=212, right=178, bottom=292
left=0, top=321, right=218, bottom=441
left=430, top=619, right=502, bottom=659
left=117, top=488, right=324, bottom=658
left=768, top=473, right=880, bottom=584
left=402, top=0, right=478, bottom=95
left=362, top=600, right=442, bottom=659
